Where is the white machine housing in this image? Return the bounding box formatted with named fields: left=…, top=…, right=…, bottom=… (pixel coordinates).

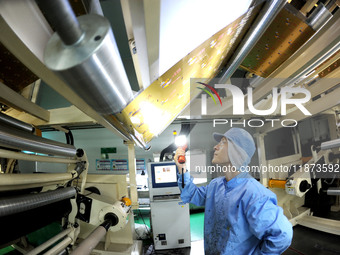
left=147, top=161, right=191, bottom=250
left=150, top=200, right=191, bottom=250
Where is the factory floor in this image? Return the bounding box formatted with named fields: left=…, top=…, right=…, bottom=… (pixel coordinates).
left=1, top=210, right=339, bottom=254
left=135, top=210, right=340, bottom=255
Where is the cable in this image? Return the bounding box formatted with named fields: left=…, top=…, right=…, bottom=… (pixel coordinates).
left=68, top=130, right=74, bottom=146
left=137, top=209, right=151, bottom=237
left=65, top=131, right=70, bottom=145
left=288, top=247, right=306, bottom=255
left=182, top=168, right=184, bottom=188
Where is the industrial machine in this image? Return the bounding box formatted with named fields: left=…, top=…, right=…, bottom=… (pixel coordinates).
left=255, top=115, right=340, bottom=236
left=73, top=174, right=142, bottom=254
left=0, top=112, right=141, bottom=254
left=147, top=161, right=191, bottom=250
left=1, top=0, right=340, bottom=253
left=0, top=112, right=88, bottom=253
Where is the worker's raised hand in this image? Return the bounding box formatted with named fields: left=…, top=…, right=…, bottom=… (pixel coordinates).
left=174, top=148, right=186, bottom=174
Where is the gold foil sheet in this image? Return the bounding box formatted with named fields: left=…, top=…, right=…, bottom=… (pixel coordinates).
left=114, top=5, right=261, bottom=147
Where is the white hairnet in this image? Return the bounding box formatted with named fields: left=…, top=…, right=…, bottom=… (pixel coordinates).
left=213, top=128, right=256, bottom=170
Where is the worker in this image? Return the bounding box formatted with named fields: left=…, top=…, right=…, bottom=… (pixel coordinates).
left=174, top=128, right=293, bottom=255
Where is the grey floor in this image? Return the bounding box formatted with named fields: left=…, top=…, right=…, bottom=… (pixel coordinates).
left=283, top=225, right=340, bottom=255
left=143, top=219, right=340, bottom=255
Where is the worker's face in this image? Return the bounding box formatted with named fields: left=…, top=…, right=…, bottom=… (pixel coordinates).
left=212, top=137, right=230, bottom=165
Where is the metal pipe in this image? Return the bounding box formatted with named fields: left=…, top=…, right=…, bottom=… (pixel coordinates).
left=0, top=187, right=76, bottom=217
left=27, top=228, right=73, bottom=255
left=306, top=3, right=332, bottom=31
left=35, top=0, right=83, bottom=45
left=321, top=138, right=340, bottom=150
left=0, top=173, right=74, bottom=191
left=0, top=124, right=77, bottom=157
left=71, top=224, right=107, bottom=255
left=44, top=237, right=73, bottom=255
left=0, top=148, right=78, bottom=164
left=0, top=112, right=33, bottom=133
left=326, top=188, right=340, bottom=196
left=218, top=0, right=286, bottom=84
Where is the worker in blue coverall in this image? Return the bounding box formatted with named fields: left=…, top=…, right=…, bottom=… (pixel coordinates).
left=174, top=128, right=293, bottom=255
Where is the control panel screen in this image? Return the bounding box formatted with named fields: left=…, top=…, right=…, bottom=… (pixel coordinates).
left=154, top=165, right=177, bottom=184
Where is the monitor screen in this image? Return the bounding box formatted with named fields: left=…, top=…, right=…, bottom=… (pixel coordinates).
left=154, top=165, right=177, bottom=184
left=149, top=162, right=179, bottom=188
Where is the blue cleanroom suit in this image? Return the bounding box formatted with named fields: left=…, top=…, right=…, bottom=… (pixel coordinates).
left=178, top=172, right=293, bottom=254
left=177, top=128, right=293, bottom=254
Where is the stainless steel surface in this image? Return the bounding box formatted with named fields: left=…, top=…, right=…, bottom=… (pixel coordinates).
left=36, top=0, right=83, bottom=45
left=27, top=228, right=73, bottom=255
left=321, top=138, right=340, bottom=150
left=0, top=187, right=76, bottom=217
left=326, top=188, right=340, bottom=196
left=44, top=14, right=133, bottom=115
left=306, top=3, right=332, bottom=31
left=0, top=111, right=33, bottom=132
left=218, top=0, right=286, bottom=84
left=0, top=124, right=76, bottom=157
left=71, top=226, right=107, bottom=255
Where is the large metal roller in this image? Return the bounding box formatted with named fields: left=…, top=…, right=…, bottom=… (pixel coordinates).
left=42, top=0, right=133, bottom=115
left=0, top=187, right=76, bottom=217
left=0, top=199, right=73, bottom=246
left=0, top=124, right=77, bottom=157
left=0, top=173, right=74, bottom=191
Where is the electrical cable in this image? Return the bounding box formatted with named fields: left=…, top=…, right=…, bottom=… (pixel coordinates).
left=137, top=209, right=151, bottom=237
left=182, top=168, right=184, bottom=188
left=68, top=130, right=74, bottom=146
left=288, top=246, right=306, bottom=255
left=65, top=131, right=70, bottom=145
